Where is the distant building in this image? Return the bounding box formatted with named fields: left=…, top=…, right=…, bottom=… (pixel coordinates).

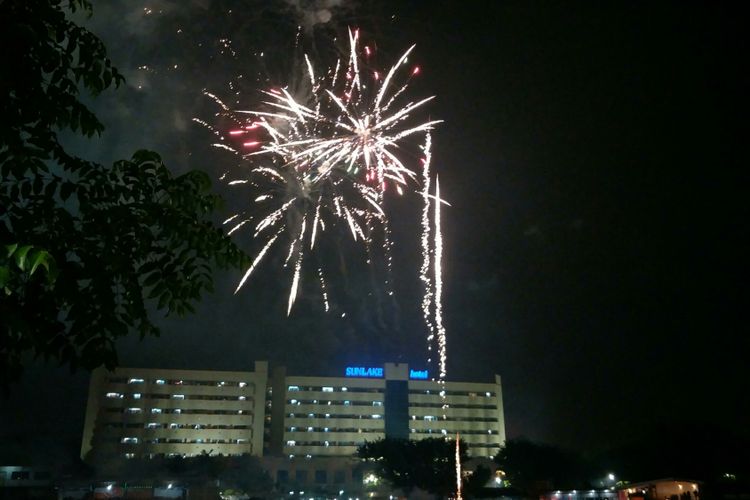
left=539, top=480, right=701, bottom=500
left=268, top=362, right=505, bottom=459
left=80, top=362, right=269, bottom=460
left=618, top=478, right=700, bottom=500
left=81, top=361, right=505, bottom=467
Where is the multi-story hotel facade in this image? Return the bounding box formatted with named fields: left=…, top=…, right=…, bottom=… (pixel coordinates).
left=80, top=362, right=269, bottom=460
left=268, top=362, right=505, bottom=459
left=81, top=361, right=505, bottom=462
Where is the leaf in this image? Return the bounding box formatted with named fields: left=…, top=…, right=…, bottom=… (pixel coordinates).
left=14, top=245, right=32, bottom=271
left=29, top=249, right=52, bottom=276
left=5, top=244, right=18, bottom=258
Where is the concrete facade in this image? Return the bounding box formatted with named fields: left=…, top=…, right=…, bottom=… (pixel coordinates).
left=81, top=361, right=505, bottom=462
left=268, top=362, right=505, bottom=459
left=80, top=362, right=268, bottom=460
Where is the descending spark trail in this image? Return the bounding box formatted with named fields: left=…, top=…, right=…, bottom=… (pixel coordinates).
left=420, top=133, right=435, bottom=364
left=455, top=434, right=463, bottom=500
left=197, top=29, right=441, bottom=316
left=434, top=176, right=447, bottom=381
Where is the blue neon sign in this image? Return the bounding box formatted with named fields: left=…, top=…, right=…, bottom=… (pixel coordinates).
left=409, top=369, right=429, bottom=380
left=345, top=366, right=383, bottom=378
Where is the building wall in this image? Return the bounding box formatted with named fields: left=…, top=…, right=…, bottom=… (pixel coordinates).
left=408, top=374, right=505, bottom=457
left=278, top=375, right=387, bottom=458
left=80, top=362, right=268, bottom=460
left=272, top=363, right=505, bottom=459
left=81, top=361, right=506, bottom=462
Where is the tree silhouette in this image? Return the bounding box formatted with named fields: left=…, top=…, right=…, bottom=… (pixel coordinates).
left=0, top=0, right=247, bottom=387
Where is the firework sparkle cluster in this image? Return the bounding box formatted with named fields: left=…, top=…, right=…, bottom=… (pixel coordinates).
left=196, top=28, right=449, bottom=379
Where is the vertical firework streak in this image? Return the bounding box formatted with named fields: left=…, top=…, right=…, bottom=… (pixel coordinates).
left=420, top=133, right=435, bottom=365
left=455, top=433, right=463, bottom=500
left=435, top=176, right=448, bottom=382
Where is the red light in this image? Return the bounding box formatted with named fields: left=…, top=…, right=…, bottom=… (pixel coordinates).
left=229, top=130, right=245, bottom=135
left=243, top=141, right=260, bottom=147
left=412, top=66, right=420, bottom=75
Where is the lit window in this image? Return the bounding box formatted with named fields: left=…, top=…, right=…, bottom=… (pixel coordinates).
left=424, top=415, right=436, bottom=421
left=373, top=401, right=383, bottom=406
left=125, top=453, right=135, bottom=459
left=128, top=378, right=144, bottom=384
left=441, top=429, right=447, bottom=435
left=287, top=440, right=296, bottom=446
left=238, top=396, right=246, bottom=401
left=170, top=423, right=178, bottom=429
left=290, top=399, right=298, bottom=404
left=290, top=426, right=297, bottom=432
left=341, top=387, right=348, bottom=392
left=121, top=437, right=138, bottom=444
left=322, top=387, right=334, bottom=392
left=145, top=423, right=160, bottom=429
left=156, top=379, right=166, bottom=385
left=218, top=381, right=225, bottom=386
left=372, top=414, right=382, bottom=419
left=308, top=413, right=314, bottom=418
left=486, top=392, right=492, bottom=397
left=324, top=441, right=330, bottom=447
left=125, top=408, right=142, bottom=414
left=325, top=413, right=330, bottom=418
left=307, top=427, right=314, bottom=432
left=237, top=410, right=243, bottom=414
left=239, top=382, right=247, bottom=388
left=288, top=385, right=300, bottom=391
left=344, top=400, right=350, bottom=406
left=174, top=409, right=181, bottom=414
left=172, top=394, right=185, bottom=399
left=133, top=393, right=141, bottom=399
left=151, top=408, right=162, bottom=414
left=106, top=392, right=123, bottom=399
left=324, top=427, right=329, bottom=432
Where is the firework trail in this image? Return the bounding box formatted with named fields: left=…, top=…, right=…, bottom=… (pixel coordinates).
left=197, top=28, right=441, bottom=316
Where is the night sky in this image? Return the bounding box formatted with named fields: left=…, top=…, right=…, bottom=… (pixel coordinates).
left=2, top=0, right=746, bottom=460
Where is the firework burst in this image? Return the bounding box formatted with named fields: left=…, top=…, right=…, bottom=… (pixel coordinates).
left=198, top=28, right=442, bottom=317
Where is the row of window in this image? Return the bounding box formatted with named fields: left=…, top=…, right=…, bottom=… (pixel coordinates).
left=120, top=437, right=250, bottom=445
left=286, top=399, right=495, bottom=410
left=286, top=386, right=495, bottom=398
left=288, top=386, right=382, bottom=394
left=288, top=399, right=383, bottom=407
left=106, top=393, right=250, bottom=402
left=410, top=429, right=498, bottom=435
left=410, top=415, right=499, bottom=423
left=285, top=440, right=364, bottom=448
left=409, top=390, right=495, bottom=397
left=287, top=413, right=383, bottom=420
left=106, top=407, right=251, bottom=415
left=102, top=422, right=251, bottom=430
left=285, top=412, right=498, bottom=423
left=409, top=402, right=498, bottom=410
left=110, top=378, right=252, bottom=388
left=286, top=426, right=381, bottom=433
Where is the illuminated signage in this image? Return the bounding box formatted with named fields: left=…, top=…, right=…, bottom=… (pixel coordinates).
left=409, top=369, right=429, bottom=380
left=345, top=366, right=383, bottom=378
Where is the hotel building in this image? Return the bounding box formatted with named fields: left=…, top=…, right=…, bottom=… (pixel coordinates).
left=81, top=361, right=504, bottom=462
left=268, top=362, right=505, bottom=459
left=80, top=362, right=269, bottom=460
